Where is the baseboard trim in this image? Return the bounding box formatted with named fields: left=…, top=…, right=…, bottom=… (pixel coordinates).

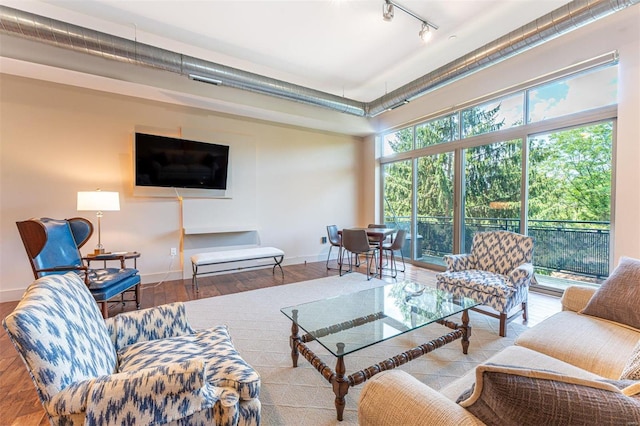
left=0, top=288, right=26, bottom=303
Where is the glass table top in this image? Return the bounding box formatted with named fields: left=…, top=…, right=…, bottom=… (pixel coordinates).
left=280, top=281, right=479, bottom=357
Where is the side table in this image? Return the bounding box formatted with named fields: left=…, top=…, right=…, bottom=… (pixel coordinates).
left=84, top=251, right=141, bottom=269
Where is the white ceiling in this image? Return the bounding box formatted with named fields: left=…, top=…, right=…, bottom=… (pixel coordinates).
left=4, top=0, right=595, bottom=136
left=4, top=0, right=570, bottom=103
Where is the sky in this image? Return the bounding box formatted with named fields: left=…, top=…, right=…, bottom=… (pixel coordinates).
left=381, top=64, right=617, bottom=156
left=527, top=65, right=617, bottom=123
left=480, top=64, right=616, bottom=129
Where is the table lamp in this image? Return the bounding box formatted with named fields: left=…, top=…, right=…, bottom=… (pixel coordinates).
left=77, top=189, right=120, bottom=254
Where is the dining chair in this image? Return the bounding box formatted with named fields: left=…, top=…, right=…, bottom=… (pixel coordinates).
left=340, top=229, right=379, bottom=280
left=326, top=225, right=343, bottom=270
left=381, top=229, right=407, bottom=278
left=367, top=223, right=389, bottom=245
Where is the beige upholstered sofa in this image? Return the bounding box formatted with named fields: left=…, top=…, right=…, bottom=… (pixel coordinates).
left=359, top=257, right=640, bottom=425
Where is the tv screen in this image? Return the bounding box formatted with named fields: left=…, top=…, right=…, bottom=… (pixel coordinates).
left=135, top=133, right=229, bottom=190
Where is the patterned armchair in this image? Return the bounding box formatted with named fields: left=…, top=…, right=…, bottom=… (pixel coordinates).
left=3, top=272, right=261, bottom=425
left=436, top=230, right=534, bottom=337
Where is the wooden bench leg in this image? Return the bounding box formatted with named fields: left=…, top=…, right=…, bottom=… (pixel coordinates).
left=499, top=313, right=507, bottom=337
left=135, top=283, right=142, bottom=310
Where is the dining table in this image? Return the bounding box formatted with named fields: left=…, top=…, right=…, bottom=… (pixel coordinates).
left=339, top=227, right=396, bottom=277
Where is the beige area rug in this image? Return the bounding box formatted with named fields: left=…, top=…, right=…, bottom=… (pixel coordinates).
left=185, top=273, right=527, bottom=425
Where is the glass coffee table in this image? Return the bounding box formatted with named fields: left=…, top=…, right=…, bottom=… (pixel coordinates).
left=280, top=281, right=480, bottom=421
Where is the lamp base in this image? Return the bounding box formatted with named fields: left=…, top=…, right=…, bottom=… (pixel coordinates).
left=94, top=248, right=105, bottom=255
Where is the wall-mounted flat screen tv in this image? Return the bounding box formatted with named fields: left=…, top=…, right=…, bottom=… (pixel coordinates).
left=135, top=133, right=229, bottom=190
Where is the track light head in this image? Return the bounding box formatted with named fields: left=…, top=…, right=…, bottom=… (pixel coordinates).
left=382, top=1, right=438, bottom=42
left=419, top=23, right=432, bottom=42
left=382, top=1, right=394, bottom=21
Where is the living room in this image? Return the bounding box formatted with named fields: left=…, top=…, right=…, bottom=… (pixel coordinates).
left=0, top=1, right=638, bottom=301
left=1, top=1, right=639, bottom=424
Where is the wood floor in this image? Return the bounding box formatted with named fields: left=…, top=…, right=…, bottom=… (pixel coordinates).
left=0, top=261, right=561, bottom=426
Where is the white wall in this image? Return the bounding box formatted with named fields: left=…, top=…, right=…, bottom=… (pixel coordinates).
left=367, top=5, right=640, bottom=264
left=0, top=77, right=364, bottom=300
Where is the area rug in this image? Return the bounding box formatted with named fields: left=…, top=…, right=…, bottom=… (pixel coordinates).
left=185, top=273, right=527, bottom=425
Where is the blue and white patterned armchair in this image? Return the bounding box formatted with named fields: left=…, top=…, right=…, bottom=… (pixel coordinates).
left=3, top=272, right=261, bottom=425
left=436, top=230, right=534, bottom=337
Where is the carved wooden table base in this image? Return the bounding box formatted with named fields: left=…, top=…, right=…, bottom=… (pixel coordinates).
left=288, top=309, right=472, bottom=421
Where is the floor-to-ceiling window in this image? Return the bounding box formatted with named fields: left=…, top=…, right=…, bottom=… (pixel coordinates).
left=463, top=139, right=522, bottom=252
left=382, top=159, right=412, bottom=231
left=380, top=59, right=617, bottom=293
left=416, top=152, right=455, bottom=265
left=528, top=122, right=612, bottom=288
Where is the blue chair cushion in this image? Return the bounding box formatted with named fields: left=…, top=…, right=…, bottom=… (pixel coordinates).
left=87, top=268, right=138, bottom=289
left=89, top=273, right=140, bottom=302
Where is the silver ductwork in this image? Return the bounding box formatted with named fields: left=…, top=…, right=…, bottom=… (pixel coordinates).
left=1, top=0, right=637, bottom=118
left=0, top=4, right=366, bottom=116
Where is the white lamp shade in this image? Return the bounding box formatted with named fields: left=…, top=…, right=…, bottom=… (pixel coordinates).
left=77, top=191, right=120, bottom=211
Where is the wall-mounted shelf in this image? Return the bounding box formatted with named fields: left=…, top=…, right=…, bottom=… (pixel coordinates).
left=183, top=226, right=257, bottom=235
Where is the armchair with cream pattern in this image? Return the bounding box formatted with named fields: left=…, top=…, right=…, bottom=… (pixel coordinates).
left=3, top=272, right=261, bottom=426
left=436, top=230, right=535, bottom=337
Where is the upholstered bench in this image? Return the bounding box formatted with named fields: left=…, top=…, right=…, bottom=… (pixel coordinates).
left=191, top=247, right=284, bottom=291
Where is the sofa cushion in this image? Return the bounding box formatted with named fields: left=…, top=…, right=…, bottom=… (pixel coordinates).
left=581, top=256, right=640, bottom=329
left=457, top=364, right=640, bottom=425
left=358, top=370, right=484, bottom=426
left=621, top=339, right=640, bottom=380
left=515, top=310, right=639, bottom=379
left=440, top=345, right=607, bottom=402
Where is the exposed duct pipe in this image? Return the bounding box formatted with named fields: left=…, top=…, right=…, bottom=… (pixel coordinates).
left=0, top=0, right=637, bottom=118
left=0, top=4, right=366, bottom=116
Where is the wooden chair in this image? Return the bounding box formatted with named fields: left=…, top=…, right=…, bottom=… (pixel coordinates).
left=16, top=217, right=141, bottom=317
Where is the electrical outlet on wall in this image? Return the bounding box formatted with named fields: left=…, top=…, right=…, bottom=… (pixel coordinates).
left=321, top=236, right=327, bottom=244
left=170, top=247, right=177, bottom=256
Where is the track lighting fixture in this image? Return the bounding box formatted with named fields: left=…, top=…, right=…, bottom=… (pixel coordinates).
left=382, top=1, right=394, bottom=21
left=419, top=23, right=432, bottom=42
left=382, top=0, right=438, bottom=43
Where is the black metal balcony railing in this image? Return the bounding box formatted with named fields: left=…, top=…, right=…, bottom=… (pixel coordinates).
left=386, top=216, right=610, bottom=279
